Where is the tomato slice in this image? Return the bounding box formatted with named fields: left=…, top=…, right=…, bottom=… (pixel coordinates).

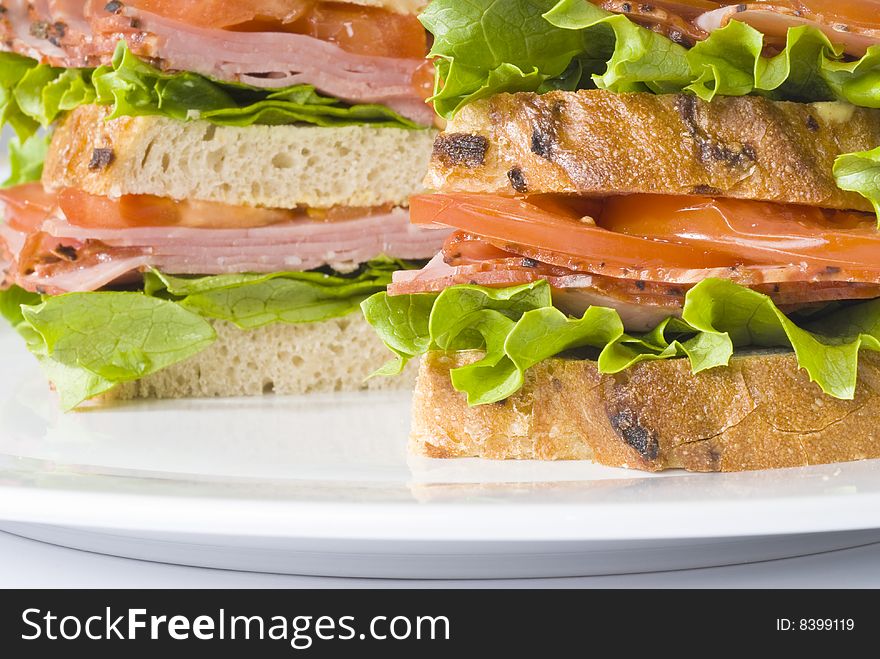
left=124, top=1, right=428, bottom=59
left=56, top=189, right=304, bottom=229
left=3, top=186, right=394, bottom=232
left=762, top=1, right=880, bottom=30
left=600, top=195, right=880, bottom=270
left=640, top=1, right=880, bottom=29
left=289, top=4, right=428, bottom=59
left=411, top=193, right=736, bottom=272
left=411, top=193, right=880, bottom=274
left=123, top=0, right=313, bottom=29
left=0, top=183, right=57, bottom=233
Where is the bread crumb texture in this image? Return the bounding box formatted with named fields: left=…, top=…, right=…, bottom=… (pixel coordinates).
left=411, top=350, right=880, bottom=472
left=109, top=314, right=413, bottom=400
left=44, top=105, right=436, bottom=208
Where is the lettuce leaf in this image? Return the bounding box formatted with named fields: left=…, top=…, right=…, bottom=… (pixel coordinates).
left=834, top=146, right=880, bottom=219
left=0, top=259, right=418, bottom=408
left=2, top=132, right=50, bottom=188
left=422, top=0, right=880, bottom=118
left=0, top=42, right=422, bottom=139
left=1, top=287, right=215, bottom=410
left=363, top=279, right=880, bottom=405
left=144, top=258, right=405, bottom=329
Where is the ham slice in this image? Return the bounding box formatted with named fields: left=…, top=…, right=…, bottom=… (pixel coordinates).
left=0, top=0, right=433, bottom=125
left=389, top=234, right=880, bottom=331
left=600, top=1, right=709, bottom=46
left=695, top=4, right=880, bottom=57
left=0, top=199, right=450, bottom=294
left=596, top=1, right=880, bottom=58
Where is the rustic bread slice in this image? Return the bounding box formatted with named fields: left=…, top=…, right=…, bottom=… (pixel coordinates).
left=411, top=350, right=880, bottom=472
left=106, top=314, right=414, bottom=402
left=43, top=105, right=436, bottom=209
left=427, top=90, right=880, bottom=212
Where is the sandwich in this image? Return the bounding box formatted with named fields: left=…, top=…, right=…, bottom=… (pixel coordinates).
left=0, top=0, right=447, bottom=408
left=363, top=0, right=880, bottom=472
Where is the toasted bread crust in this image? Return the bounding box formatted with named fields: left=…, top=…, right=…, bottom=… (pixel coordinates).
left=43, top=104, right=435, bottom=209
left=427, top=90, right=880, bottom=212
left=411, top=350, right=880, bottom=472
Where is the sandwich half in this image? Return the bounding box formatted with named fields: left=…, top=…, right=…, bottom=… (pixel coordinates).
left=0, top=0, right=446, bottom=408
left=363, top=0, right=880, bottom=471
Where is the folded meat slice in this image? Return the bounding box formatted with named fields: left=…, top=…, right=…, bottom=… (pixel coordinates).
left=389, top=227, right=880, bottom=332
left=410, top=193, right=880, bottom=287
left=600, top=1, right=711, bottom=46
left=695, top=2, right=880, bottom=57
left=0, top=0, right=433, bottom=125
left=0, top=185, right=450, bottom=294
left=598, top=1, right=880, bottom=58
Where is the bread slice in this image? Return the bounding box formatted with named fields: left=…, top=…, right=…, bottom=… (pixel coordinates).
left=427, top=90, right=880, bottom=212
left=411, top=350, right=880, bottom=472
left=43, top=105, right=436, bottom=209
left=106, top=314, right=413, bottom=401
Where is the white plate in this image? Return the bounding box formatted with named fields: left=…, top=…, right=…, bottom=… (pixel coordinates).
left=2, top=327, right=880, bottom=578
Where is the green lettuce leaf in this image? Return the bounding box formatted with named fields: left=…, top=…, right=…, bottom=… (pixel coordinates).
left=0, top=285, right=41, bottom=333
left=422, top=0, right=880, bottom=118
left=834, top=146, right=880, bottom=219
left=0, top=287, right=215, bottom=410
left=361, top=290, right=438, bottom=376
left=420, top=0, right=589, bottom=118
left=363, top=279, right=880, bottom=405
left=144, top=258, right=406, bottom=329
left=0, top=259, right=419, bottom=408
left=0, top=42, right=423, bottom=139
left=2, top=133, right=50, bottom=188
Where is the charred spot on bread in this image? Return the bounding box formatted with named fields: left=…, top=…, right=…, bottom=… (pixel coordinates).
left=675, top=94, right=757, bottom=170
left=88, top=148, right=115, bottom=170
left=609, top=408, right=659, bottom=461
left=507, top=167, right=528, bottom=193
left=691, top=184, right=722, bottom=196
left=806, top=115, right=820, bottom=131
left=433, top=133, right=488, bottom=168
left=526, top=97, right=566, bottom=160
left=531, top=129, right=555, bottom=159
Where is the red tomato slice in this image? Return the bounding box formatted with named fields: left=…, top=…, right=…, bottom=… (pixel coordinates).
left=410, top=193, right=736, bottom=272
left=762, top=1, right=880, bottom=30
left=411, top=193, right=880, bottom=275
left=57, top=189, right=297, bottom=229
left=0, top=183, right=57, bottom=233
left=124, top=0, right=312, bottom=28
left=290, top=4, right=428, bottom=59
left=645, top=0, right=880, bottom=28
left=600, top=195, right=880, bottom=270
